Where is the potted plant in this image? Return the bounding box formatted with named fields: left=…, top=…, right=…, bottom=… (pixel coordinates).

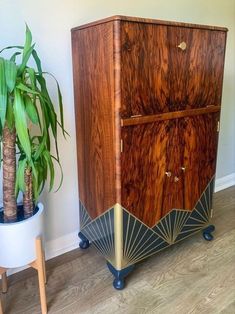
left=0, top=25, right=65, bottom=269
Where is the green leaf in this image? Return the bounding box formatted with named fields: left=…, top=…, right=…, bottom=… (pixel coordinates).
left=24, top=95, right=39, bottom=124
left=43, top=72, right=65, bottom=138
left=23, top=24, right=32, bottom=59
left=0, top=45, right=23, bottom=54
left=37, top=156, right=47, bottom=192
left=56, top=82, right=65, bottom=137
left=38, top=94, right=50, bottom=135
left=10, top=51, right=21, bottom=62
left=16, top=82, right=39, bottom=95
left=43, top=150, right=54, bottom=191
left=14, top=89, right=31, bottom=159
left=51, top=155, right=63, bottom=192
left=32, top=49, right=42, bottom=74
left=4, top=60, right=17, bottom=92
left=6, top=97, right=14, bottom=130
left=25, top=67, right=36, bottom=90
left=36, top=75, right=57, bottom=142
left=18, top=43, right=35, bottom=76
left=0, top=45, right=42, bottom=75
left=0, top=141, right=1, bottom=170
left=0, top=58, right=7, bottom=128
left=34, top=135, right=46, bottom=160
left=16, top=25, right=33, bottom=76
left=15, top=158, right=27, bottom=194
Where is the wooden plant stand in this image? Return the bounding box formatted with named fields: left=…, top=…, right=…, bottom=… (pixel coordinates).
left=0, top=237, right=47, bottom=314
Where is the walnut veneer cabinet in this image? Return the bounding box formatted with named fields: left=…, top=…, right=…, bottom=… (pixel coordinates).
left=72, top=16, right=227, bottom=289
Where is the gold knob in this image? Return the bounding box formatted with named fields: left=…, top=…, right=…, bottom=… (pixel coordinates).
left=177, top=41, right=187, bottom=50
left=174, top=176, right=180, bottom=182
left=165, top=171, right=172, bottom=177
left=181, top=167, right=186, bottom=172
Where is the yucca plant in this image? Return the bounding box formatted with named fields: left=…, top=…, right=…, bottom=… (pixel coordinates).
left=0, top=25, right=65, bottom=221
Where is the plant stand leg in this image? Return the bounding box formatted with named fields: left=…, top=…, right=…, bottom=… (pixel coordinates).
left=107, top=262, right=135, bottom=290
left=30, top=237, right=47, bottom=314
left=36, top=237, right=47, bottom=314
left=0, top=269, right=8, bottom=294
left=78, top=232, right=90, bottom=249
left=202, top=225, right=215, bottom=241
left=0, top=298, right=3, bottom=314
left=0, top=268, right=8, bottom=314
left=1, top=273, right=7, bottom=294
left=42, top=249, right=47, bottom=284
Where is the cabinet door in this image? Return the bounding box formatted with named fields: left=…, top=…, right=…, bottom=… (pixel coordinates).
left=183, top=113, right=219, bottom=210
left=121, top=119, right=185, bottom=227
left=121, top=113, right=219, bottom=227
left=120, top=22, right=226, bottom=117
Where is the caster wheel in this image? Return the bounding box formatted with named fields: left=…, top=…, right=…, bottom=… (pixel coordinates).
left=113, top=278, right=125, bottom=290
left=203, top=232, right=214, bottom=241
left=107, top=261, right=135, bottom=290
left=202, top=225, right=215, bottom=241
left=78, top=232, right=90, bottom=249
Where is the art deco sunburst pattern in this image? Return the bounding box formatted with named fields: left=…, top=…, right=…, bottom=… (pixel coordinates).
left=80, top=205, right=116, bottom=266
left=79, top=178, right=214, bottom=270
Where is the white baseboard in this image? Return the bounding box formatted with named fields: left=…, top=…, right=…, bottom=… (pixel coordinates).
left=45, top=231, right=79, bottom=260
left=5, top=173, right=235, bottom=277
left=215, top=172, right=235, bottom=192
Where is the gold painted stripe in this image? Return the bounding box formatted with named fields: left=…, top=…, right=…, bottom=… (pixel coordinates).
left=114, top=203, right=123, bottom=270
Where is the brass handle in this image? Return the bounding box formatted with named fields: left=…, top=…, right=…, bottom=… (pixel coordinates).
left=174, top=176, right=180, bottom=182
left=177, top=41, right=187, bottom=51
left=165, top=171, right=172, bottom=177
left=181, top=167, right=186, bottom=172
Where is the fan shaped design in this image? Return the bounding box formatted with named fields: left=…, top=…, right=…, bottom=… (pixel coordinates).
left=153, top=210, right=191, bottom=244
left=122, top=209, right=168, bottom=267
left=81, top=207, right=115, bottom=265
left=79, top=178, right=214, bottom=270
left=175, top=179, right=214, bottom=242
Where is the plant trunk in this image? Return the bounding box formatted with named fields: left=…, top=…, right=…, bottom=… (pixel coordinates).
left=23, top=167, right=33, bottom=216
left=3, top=125, right=17, bottom=221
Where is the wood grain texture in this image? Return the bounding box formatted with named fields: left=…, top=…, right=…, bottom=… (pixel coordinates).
left=72, top=17, right=226, bottom=228
left=72, top=15, right=228, bottom=32
left=121, top=121, right=171, bottom=226
left=2, top=187, right=235, bottom=314
left=72, top=22, right=117, bottom=219
left=121, top=119, right=188, bottom=225
left=183, top=113, right=219, bottom=210
left=120, top=22, right=227, bottom=117
left=121, top=113, right=219, bottom=227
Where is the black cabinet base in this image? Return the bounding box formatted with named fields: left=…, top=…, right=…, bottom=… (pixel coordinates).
left=78, top=232, right=90, bottom=249
left=202, top=225, right=215, bottom=241
left=107, top=262, right=135, bottom=290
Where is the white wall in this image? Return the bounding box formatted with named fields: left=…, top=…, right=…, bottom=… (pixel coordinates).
left=0, top=0, right=234, bottom=258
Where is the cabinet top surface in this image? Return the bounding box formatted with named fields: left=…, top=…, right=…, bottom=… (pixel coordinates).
left=71, top=15, right=228, bottom=32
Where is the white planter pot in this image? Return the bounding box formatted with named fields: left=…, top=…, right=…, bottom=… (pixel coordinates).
left=0, top=203, right=44, bottom=268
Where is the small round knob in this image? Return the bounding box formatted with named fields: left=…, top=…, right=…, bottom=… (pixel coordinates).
left=181, top=167, right=186, bottom=172
left=165, top=171, right=172, bottom=177
left=174, top=176, right=180, bottom=182
left=177, top=41, right=187, bottom=51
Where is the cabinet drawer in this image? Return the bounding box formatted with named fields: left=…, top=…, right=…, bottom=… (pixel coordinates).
left=120, top=22, right=226, bottom=118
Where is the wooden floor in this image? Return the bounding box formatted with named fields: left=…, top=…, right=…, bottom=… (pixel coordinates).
left=1, top=186, right=235, bottom=314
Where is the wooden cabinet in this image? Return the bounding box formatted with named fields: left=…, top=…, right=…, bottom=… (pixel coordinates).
left=72, top=16, right=227, bottom=289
